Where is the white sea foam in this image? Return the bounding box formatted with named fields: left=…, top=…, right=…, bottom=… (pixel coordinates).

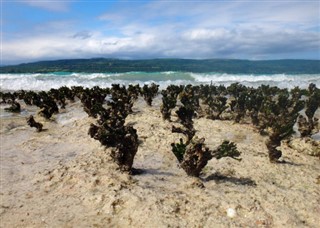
left=190, top=73, right=307, bottom=83
left=74, top=73, right=118, bottom=79
left=0, top=72, right=319, bottom=91
left=190, top=73, right=319, bottom=88
left=163, top=71, right=176, bottom=75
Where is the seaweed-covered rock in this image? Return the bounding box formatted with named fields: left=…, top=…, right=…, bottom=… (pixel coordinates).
left=233, top=92, right=248, bottom=123
left=89, top=118, right=139, bottom=172
left=22, top=91, right=40, bottom=106
left=160, top=90, right=178, bottom=121
left=212, top=140, right=241, bottom=161
left=298, top=84, right=320, bottom=137
left=0, top=92, right=16, bottom=104
left=48, top=88, right=67, bottom=109
left=110, top=84, right=134, bottom=115
left=141, top=83, right=159, bottom=106
left=58, top=86, right=77, bottom=102
left=4, top=101, right=21, bottom=113
left=38, top=104, right=58, bottom=119
left=171, top=137, right=241, bottom=177
left=179, top=85, right=200, bottom=115
left=305, top=84, right=320, bottom=119
left=80, top=87, right=108, bottom=118
left=227, top=83, right=249, bottom=123
left=261, top=91, right=304, bottom=162
left=266, top=135, right=282, bottom=162
left=171, top=138, right=186, bottom=163
left=127, top=84, right=141, bottom=101
left=245, top=89, right=264, bottom=126
left=88, top=85, right=139, bottom=173
left=26, top=115, right=43, bottom=132
left=110, top=126, right=139, bottom=172
left=179, top=137, right=213, bottom=177
left=172, top=125, right=195, bottom=145
left=176, top=106, right=195, bottom=127
left=205, top=96, right=228, bottom=120
left=36, top=91, right=59, bottom=119
left=297, top=115, right=319, bottom=138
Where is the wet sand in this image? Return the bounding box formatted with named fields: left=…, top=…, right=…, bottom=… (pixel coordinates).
left=1, top=98, right=319, bottom=227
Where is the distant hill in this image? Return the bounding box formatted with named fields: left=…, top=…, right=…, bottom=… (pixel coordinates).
left=1, top=58, right=319, bottom=74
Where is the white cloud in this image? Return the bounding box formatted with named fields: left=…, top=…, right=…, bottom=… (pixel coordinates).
left=2, top=24, right=319, bottom=64
left=184, top=28, right=232, bottom=41
left=2, top=0, right=320, bottom=64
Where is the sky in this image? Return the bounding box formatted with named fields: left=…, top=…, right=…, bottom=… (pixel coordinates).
left=1, top=0, right=320, bottom=65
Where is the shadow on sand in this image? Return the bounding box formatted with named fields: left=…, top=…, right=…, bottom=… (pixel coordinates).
left=204, top=172, right=257, bottom=186
left=131, top=168, right=175, bottom=176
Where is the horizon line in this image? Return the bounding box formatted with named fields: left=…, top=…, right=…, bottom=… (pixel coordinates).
left=2, top=57, right=320, bottom=67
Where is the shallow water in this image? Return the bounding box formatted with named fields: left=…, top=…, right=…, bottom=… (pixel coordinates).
left=0, top=103, right=37, bottom=118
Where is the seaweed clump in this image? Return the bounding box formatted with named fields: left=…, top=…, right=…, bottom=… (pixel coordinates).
left=171, top=138, right=241, bottom=177
left=26, top=115, right=43, bottom=132
left=4, top=100, right=21, bottom=113
left=160, top=85, right=182, bottom=121
left=172, top=86, right=198, bottom=143
left=80, top=86, right=109, bottom=118
left=199, top=84, right=228, bottom=120
left=0, top=91, right=21, bottom=113
left=298, top=84, right=320, bottom=137
left=88, top=85, right=139, bottom=173
left=141, top=83, right=159, bottom=106
left=171, top=85, right=241, bottom=177
left=261, top=90, right=304, bottom=162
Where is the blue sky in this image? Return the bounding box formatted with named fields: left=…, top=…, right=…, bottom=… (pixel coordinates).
left=2, top=0, right=320, bottom=64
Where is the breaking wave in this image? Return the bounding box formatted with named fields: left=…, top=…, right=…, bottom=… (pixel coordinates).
left=1, top=71, right=319, bottom=91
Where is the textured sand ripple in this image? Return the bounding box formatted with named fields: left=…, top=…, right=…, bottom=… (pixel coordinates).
left=1, top=99, right=319, bottom=227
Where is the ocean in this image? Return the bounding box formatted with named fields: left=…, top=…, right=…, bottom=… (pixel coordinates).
left=1, top=71, right=320, bottom=91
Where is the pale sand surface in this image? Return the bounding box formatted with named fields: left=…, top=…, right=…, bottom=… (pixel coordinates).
left=1, top=98, right=319, bottom=227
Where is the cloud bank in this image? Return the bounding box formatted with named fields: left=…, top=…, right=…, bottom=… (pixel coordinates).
left=2, top=1, right=320, bottom=64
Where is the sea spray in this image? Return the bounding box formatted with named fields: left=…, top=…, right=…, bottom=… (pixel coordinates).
left=1, top=72, right=319, bottom=91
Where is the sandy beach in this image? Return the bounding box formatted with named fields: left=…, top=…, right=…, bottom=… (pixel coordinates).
left=2, top=0, right=320, bottom=227
left=1, top=97, right=319, bottom=227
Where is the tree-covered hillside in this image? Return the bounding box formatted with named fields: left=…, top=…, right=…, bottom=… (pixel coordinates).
left=1, top=58, right=319, bottom=74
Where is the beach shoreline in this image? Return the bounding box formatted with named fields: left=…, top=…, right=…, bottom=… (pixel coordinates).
left=1, top=97, right=319, bottom=227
